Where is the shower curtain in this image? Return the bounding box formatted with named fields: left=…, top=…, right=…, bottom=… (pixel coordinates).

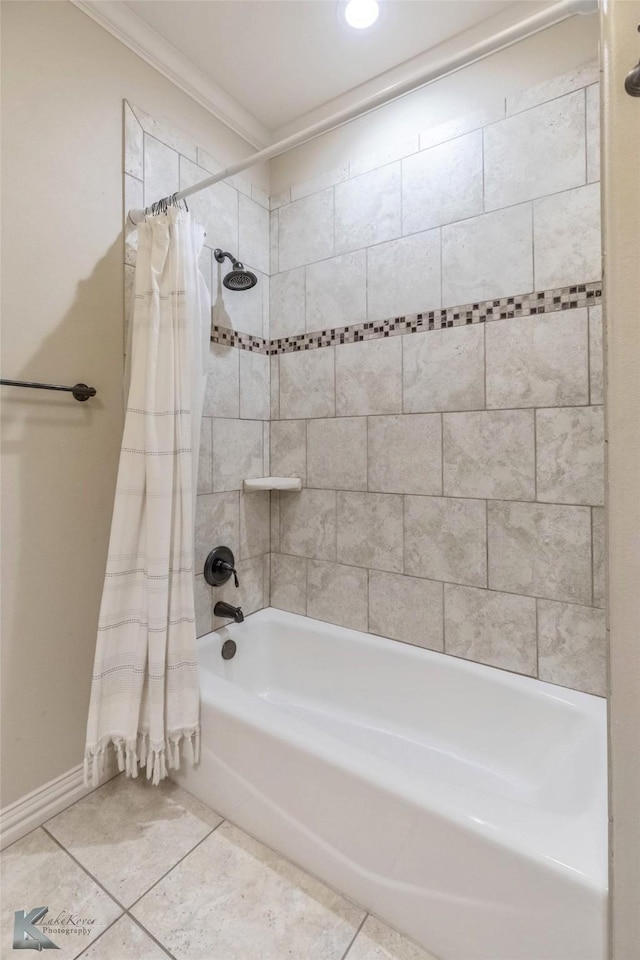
left=85, top=206, right=209, bottom=785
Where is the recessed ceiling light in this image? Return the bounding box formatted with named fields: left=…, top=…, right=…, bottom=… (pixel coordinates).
left=344, top=0, right=379, bottom=30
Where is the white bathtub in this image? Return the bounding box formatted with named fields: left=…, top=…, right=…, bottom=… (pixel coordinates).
left=174, top=608, right=607, bottom=960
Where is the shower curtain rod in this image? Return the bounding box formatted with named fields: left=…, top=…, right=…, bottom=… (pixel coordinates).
left=129, top=0, right=598, bottom=223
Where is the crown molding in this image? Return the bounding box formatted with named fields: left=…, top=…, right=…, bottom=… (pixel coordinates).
left=71, top=0, right=272, bottom=150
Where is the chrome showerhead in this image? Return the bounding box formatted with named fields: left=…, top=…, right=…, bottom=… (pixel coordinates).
left=214, top=249, right=258, bottom=291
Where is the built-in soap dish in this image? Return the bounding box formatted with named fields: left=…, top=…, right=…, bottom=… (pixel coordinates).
left=243, top=477, right=302, bottom=492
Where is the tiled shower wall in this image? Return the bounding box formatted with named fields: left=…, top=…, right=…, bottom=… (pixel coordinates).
left=123, top=102, right=272, bottom=637
left=124, top=62, right=605, bottom=698
left=269, top=64, right=606, bottom=696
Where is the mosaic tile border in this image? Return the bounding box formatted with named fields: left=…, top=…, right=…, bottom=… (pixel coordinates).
left=210, top=281, right=602, bottom=355
left=211, top=326, right=270, bottom=354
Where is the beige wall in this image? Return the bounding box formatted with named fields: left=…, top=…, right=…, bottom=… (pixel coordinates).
left=270, top=12, right=598, bottom=192
left=602, top=1, right=640, bottom=955
left=0, top=0, right=264, bottom=807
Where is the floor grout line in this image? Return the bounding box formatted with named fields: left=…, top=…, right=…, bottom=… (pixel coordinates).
left=126, top=818, right=224, bottom=912
left=41, top=825, right=129, bottom=913
left=40, top=814, right=225, bottom=959
left=126, top=911, right=179, bottom=960
left=75, top=913, right=123, bottom=959
left=340, top=911, right=369, bottom=960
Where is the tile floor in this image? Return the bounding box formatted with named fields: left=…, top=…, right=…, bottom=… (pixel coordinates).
left=2, top=775, right=437, bottom=960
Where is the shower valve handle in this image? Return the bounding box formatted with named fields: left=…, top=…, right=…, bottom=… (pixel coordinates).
left=204, top=546, right=240, bottom=588
left=219, top=560, right=239, bottom=588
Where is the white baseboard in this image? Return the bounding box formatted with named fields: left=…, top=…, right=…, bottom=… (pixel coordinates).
left=1, top=761, right=119, bottom=850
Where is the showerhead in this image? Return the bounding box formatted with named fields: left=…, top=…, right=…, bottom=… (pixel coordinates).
left=214, top=249, right=258, bottom=291
left=223, top=266, right=258, bottom=291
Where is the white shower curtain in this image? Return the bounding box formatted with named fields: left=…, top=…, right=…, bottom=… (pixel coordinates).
left=85, top=206, right=209, bottom=785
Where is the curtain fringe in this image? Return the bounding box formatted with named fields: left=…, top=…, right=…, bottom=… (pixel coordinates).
left=83, top=727, right=200, bottom=787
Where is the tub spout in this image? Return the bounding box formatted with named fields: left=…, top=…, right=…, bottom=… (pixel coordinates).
left=214, top=601, right=244, bottom=623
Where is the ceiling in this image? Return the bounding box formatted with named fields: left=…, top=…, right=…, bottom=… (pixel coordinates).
left=123, top=0, right=521, bottom=132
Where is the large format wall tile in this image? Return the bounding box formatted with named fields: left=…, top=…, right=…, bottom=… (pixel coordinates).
left=419, top=100, right=505, bottom=151
left=307, top=559, right=368, bottom=631
left=280, top=347, right=335, bottom=419
left=592, top=507, right=605, bottom=608
left=144, top=134, right=179, bottom=207
left=589, top=305, right=603, bottom=404
left=350, top=135, right=418, bottom=177
left=368, top=414, right=442, bottom=495
left=195, top=491, right=239, bottom=572
left=136, top=102, right=199, bottom=160
left=444, top=584, right=537, bottom=675
left=124, top=103, right=144, bottom=179
left=336, top=337, right=402, bottom=416
left=270, top=267, right=306, bottom=339
left=197, top=418, right=212, bottom=495
left=239, top=491, right=270, bottom=559
left=271, top=493, right=280, bottom=551
left=537, top=599, right=606, bottom=695
left=443, top=409, right=535, bottom=500
left=485, top=309, right=589, bottom=408
left=536, top=406, right=604, bottom=505
left=367, top=230, right=441, bottom=321
left=270, top=552, right=307, bottom=615
left=402, top=131, right=483, bottom=234
left=334, top=164, right=402, bottom=254
left=337, top=492, right=404, bottom=572
left=270, top=208, right=279, bottom=273
left=307, top=418, right=367, bottom=490
left=180, top=156, right=237, bottom=255
left=278, top=189, right=334, bottom=270
left=211, top=418, right=263, bottom=491
left=306, top=252, right=366, bottom=331
left=216, top=264, right=267, bottom=339
left=204, top=344, right=239, bottom=418
left=369, top=570, right=444, bottom=651
left=240, top=351, right=270, bottom=420
left=441, top=204, right=533, bottom=305
left=484, top=90, right=586, bottom=210
left=506, top=62, right=598, bottom=116
left=290, top=164, right=349, bottom=201
left=270, top=356, right=280, bottom=419
left=239, top=193, right=269, bottom=275
left=488, top=500, right=592, bottom=603
left=586, top=83, right=600, bottom=183
left=124, top=174, right=143, bottom=266
left=263, top=421, right=270, bottom=475
left=279, top=488, right=336, bottom=560
left=403, top=324, right=484, bottom=413
left=404, top=496, right=487, bottom=587
left=533, top=183, right=601, bottom=289
left=270, top=419, right=307, bottom=482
